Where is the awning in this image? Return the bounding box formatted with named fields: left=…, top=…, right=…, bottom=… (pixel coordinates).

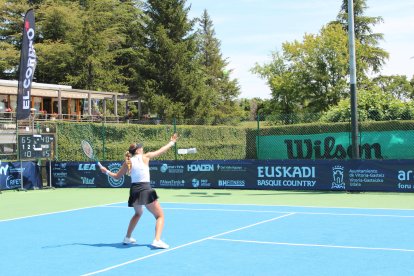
left=0, top=80, right=122, bottom=100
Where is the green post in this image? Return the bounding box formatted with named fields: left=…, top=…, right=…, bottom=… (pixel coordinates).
left=257, top=113, right=260, bottom=160
left=348, top=0, right=360, bottom=159
left=16, top=119, right=19, bottom=161
left=173, top=118, right=177, bottom=161
left=102, top=121, right=106, bottom=160
left=54, top=121, right=58, bottom=161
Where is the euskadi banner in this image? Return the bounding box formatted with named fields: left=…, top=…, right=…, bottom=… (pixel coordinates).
left=16, top=9, right=36, bottom=120
left=50, top=159, right=414, bottom=193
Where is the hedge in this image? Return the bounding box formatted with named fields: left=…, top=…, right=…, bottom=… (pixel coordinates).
left=53, top=120, right=414, bottom=161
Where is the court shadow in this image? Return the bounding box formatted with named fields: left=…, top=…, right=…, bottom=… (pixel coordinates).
left=149, top=245, right=172, bottom=251
left=175, top=192, right=232, bottom=198
left=246, top=191, right=347, bottom=196
left=175, top=194, right=216, bottom=198
left=76, top=242, right=150, bottom=249
left=43, top=243, right=150, bottom=249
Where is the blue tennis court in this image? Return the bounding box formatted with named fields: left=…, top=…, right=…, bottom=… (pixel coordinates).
left=1, top=202, right=414, bottom=275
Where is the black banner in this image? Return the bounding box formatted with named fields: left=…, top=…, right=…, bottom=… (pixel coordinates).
left=16, top=9, right=36, bottom=120
left=50, top=159, right=414, bottom=193
left=0, top=161, right=41, bottom=190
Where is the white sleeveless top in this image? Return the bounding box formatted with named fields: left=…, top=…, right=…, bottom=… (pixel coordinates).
left=130, top=154, right=150, bottom=183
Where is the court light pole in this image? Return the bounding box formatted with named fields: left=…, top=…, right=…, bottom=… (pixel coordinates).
left=348, top=0, right=360, bottom=159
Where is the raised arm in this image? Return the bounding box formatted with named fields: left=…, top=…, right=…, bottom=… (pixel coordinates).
left=145, top=133, right=178, bottom=159
left=100, top=162, right=129, bottom=179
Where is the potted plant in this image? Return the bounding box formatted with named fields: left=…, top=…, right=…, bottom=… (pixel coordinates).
left=5, top=107, right=12, bottom=118
left=39, top=110, right=47, bottom=119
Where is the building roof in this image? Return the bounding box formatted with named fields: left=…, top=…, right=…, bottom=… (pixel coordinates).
left=0, top=79, right=123, bottom=100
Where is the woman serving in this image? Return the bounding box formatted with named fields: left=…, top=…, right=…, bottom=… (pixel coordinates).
left=100, top=133, right=178, bottom=249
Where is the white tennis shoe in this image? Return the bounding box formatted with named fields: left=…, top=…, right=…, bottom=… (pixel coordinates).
left=123, top=237, right=136, bottom=245
left=151, top=239, right=169, bottom=249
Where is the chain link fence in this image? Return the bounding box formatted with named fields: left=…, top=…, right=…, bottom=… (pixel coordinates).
left=256, top=112, right=414, bottom=160
left=2, top=112, right=414, bottom=162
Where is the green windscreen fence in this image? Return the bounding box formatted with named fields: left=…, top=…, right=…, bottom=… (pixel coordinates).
left=257, top=130, right=414, bottom=160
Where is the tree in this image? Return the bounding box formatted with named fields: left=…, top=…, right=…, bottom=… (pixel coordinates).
left=321, top=87, right=414, bottom=122
left=252, top=24, right=351, bottom=117
left=113, top=0, right=147, bottom=97
left=65, top=0, right=128, bottom=92
left=0, top=41, right=19, bottom=79
left=332, top=0, right=389, bottom=74
left=252, top=51, right=298, bottom=117
left=372, top=75, right=414, bottom=101
left=142, top=0, right=208, bottom=122
left=34, top=0, right=82, bottom=84
left=237, top=98, right=273, bottom=121
left=196, top=9, right=241, bottom=124
left=0, top=0, right=31, bottom=79
left=1, top=0, right=143, bottom=94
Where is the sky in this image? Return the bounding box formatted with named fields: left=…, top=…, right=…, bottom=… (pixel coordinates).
left=187, top=0, right=414, bottom=99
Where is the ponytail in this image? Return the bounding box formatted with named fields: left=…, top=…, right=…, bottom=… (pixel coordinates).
left=125, top=151, right=132, bottom=176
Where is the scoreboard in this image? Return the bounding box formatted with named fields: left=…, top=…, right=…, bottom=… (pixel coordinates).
left=18, top=134, right=55, bottom=159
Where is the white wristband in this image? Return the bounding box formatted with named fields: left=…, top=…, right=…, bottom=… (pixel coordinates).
left=168, top=141, right=175, bottom=147
left=106, top=171, right=110, bottom=176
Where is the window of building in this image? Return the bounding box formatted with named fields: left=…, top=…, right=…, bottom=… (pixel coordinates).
left=33, top=97, right=42, bottom=113
left=10, top=95, right=17, bottom=111
left=0, top=95, right=7, bottom=112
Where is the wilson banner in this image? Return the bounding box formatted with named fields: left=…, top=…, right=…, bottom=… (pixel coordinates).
left=257, top=130, right=414, bottom=160
left=16, top=9, right=36, bottom=120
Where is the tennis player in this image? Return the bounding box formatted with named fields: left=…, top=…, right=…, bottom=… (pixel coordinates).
left=100, top=133, right=178, bottom=249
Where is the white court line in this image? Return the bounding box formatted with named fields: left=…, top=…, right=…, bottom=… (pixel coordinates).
left=164, top=207, right=414, bottom=218
left=281, top=211, right=414, bottom=218
left=211, top=237, right=414, bottom=253
left=0, top=202, right=125, bottom=222
left=101, top=205, right=414, bottom=218
left=80, top=213, right=295, bottom=276
left=4, top=201, right=414, bottom=222
left=162, top=201, right=414, bottom=212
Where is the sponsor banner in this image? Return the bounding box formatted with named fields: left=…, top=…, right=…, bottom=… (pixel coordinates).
left=0, top=161, right=41, bottom=190
left=150, top=160, right=252, bottom=189
left=50, top=161, right=131, bottom=188
left=258, top=131, right=414, bottom=160
left=17, top=9, right=37, bottom=120
left=50, top=160, right=414, bottom=193
left=347, top=160, right=414, bottom=192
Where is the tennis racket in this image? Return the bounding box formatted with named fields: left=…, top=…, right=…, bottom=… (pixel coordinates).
left=81, top=140, right=103, bottom=168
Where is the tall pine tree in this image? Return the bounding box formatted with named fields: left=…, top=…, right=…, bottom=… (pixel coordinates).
left=35, top=0, right=82, bottom=84
left=142, top=0, right=207, bottom=122
left=113, top=0, right=147, bottom=97
left=196, top=9, right=241, bottom=124
left=333, top=0, right=389, bottom=73
left=0, top=0, right=31, bottom=79
left=67, top=0, right=128, bottom=92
